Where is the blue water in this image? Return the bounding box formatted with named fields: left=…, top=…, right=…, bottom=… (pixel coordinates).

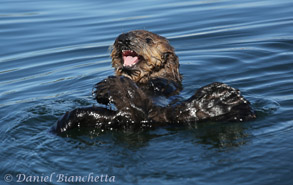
left=1, top=0, right=293, bottom=184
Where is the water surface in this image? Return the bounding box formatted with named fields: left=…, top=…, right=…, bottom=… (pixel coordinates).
left=1, top=0, right=293, bottom=184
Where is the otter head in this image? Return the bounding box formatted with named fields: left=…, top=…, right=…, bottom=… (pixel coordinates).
left=111, top=30, right=182, bottom=84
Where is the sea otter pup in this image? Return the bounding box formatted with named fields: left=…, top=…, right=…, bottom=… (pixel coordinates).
left=52, top=30, right=255, bottom=133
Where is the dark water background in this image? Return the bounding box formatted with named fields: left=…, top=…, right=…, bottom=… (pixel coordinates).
left=1, top=0, right=293, bottom=184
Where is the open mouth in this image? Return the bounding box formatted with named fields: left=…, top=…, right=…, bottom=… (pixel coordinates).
left=122, top=50, right=140, bottom=67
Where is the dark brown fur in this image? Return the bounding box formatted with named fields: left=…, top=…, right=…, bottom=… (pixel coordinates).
left=111, top=30, right=182, bottom=84
left=52, top=30, right=256, bottom=134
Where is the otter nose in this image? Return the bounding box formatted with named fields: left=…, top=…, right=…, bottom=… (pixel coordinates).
left=117, top=32, right=134, bottom=44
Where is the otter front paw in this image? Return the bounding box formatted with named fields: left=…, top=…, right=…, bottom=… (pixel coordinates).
left=93, top=76, right=137, bottom=106
left=93, top=76, right=116, bottom=105
left=93, top=76, right=152, bottom=112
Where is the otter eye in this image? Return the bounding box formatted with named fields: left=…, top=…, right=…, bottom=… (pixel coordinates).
left=146, top=38, right=153, bottom=44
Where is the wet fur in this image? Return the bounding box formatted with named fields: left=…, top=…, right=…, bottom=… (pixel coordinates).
left=52, top=30, right=255, bottom=134
left=111, top=30, right=182, bottom=85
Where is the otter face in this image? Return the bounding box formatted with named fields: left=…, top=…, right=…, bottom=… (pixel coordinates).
left=111, top=30, right=181, bottom=83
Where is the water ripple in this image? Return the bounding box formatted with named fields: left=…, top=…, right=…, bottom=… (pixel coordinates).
left=1, top=0, right=293, bottom=185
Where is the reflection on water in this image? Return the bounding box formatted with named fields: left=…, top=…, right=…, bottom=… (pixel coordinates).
left=1, top=0, right=293, bottom=184
left=59, top=123, right=250, bottom=149
left=190, top=122, right=250, bottom=148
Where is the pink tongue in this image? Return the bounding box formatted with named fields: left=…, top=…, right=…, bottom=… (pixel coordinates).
left=123, top=56, right=138, bottom=66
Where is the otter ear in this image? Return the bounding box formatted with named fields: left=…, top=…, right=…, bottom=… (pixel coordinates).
left=162, top=52, right=170, bottom=60
left=162, top=52, right=179, bottom=64
left=161, top=51, right=182, bottom=83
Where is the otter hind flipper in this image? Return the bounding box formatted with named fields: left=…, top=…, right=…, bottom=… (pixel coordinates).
left=181, top=82, right=256, bottom=122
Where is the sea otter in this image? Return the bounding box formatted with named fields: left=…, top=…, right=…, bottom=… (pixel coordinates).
left=52, top=30, right=255, bottom=133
